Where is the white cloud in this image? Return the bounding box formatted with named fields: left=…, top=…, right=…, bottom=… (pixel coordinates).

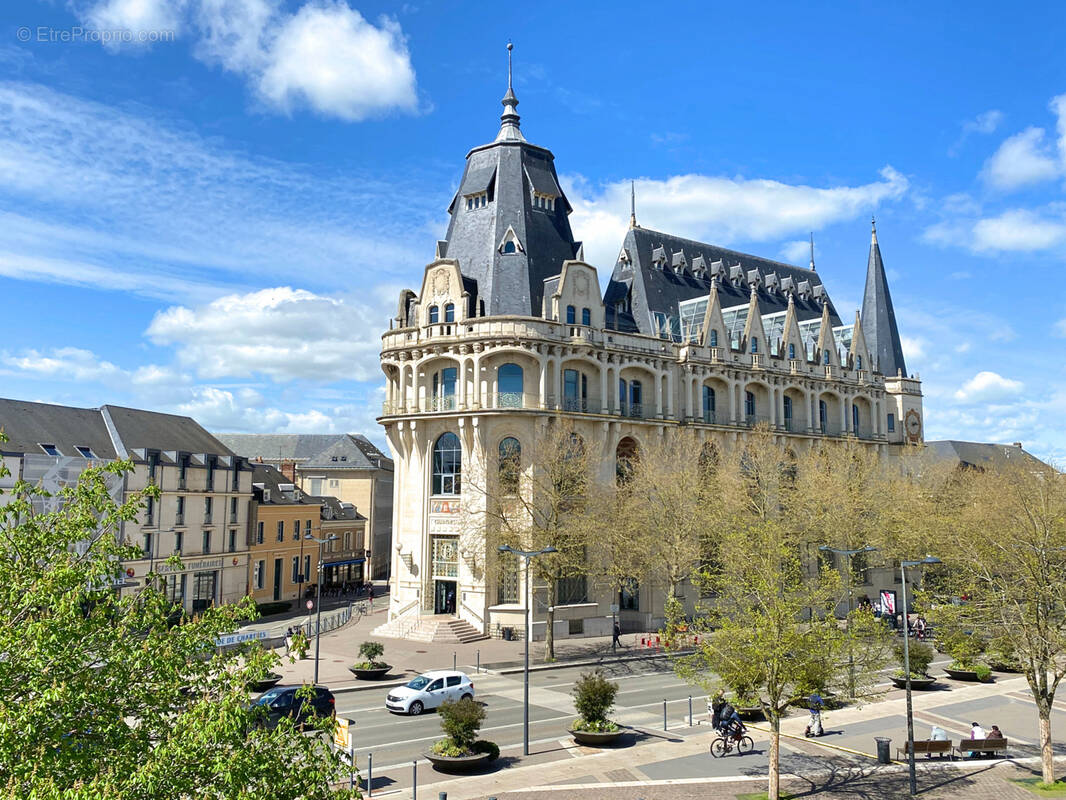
left=972, top=208, right=1066, bottom=252
left=981, top=127, right=1060, bottom=190
left=146, top=287, right=382, bottom=382
left=0, top=82, right=437, bottom=301
left=779, top=239, right=813, bottom=265
left=81, top=0, right=419, bottom=120
left=84, top=0, right=187, bottom=45
left=1054, top=318, right=1066, bottom=338
left=953, top=371, right=1024, bottom=404
left=563, top=166, right=908, bottom=272
left=949, top=109, right=1004, bottom=156
left=900, top=335, right=927, bottom=363
left=1, top=347, right=125, bottom=383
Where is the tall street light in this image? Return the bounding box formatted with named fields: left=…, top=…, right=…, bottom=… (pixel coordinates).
left=498, top=544, right=557, bottom=756
left=305, top=532, right=338, bottom=684
left=900, top=555, right=941, bottom=798
left=819, top=544, right=878, bottom=698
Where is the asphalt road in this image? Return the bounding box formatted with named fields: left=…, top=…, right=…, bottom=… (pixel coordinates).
left=333, top=649, right=957, bottom=774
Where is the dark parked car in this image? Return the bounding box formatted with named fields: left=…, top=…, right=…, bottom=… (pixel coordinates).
left=253, top=684, right=335, bottom=729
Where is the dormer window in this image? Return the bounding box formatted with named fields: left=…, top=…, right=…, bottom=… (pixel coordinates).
left=503, top=241, right=517, bottom=254
left=465, top=192, right=488, bottom=210
left=532, top=193, right=555, bottom=211
left=856, top=355, right=863, bottom=370
left=75, top=446, right=95, bottom=458
left=566, top=305, right=576, bottom=324
left=39, top=443, right=60, bottom=456
left=444, top=303, right=455, bottom=322
left=581, top=308, right=591, bottom=326
left=709, top=329, right=718, bottom=348
left=429, top=305, right=439, bottom=324
left=823, top=349, right=831, bottom=365
left=751, top=337, right=758, bottom=354
left=788, top=343, right=796, bottom=360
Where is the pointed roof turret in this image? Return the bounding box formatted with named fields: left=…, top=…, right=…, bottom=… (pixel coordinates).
left=496, top=42, right=525, bottom=143
left=629, top=180, right=638, bottom=229
left=809, top=232, right=816, bottom=270
left=860, top=218, right=908, bottom=377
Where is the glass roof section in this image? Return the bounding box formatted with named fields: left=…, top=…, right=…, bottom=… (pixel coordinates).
left=678, top=297, right=707, bottom=342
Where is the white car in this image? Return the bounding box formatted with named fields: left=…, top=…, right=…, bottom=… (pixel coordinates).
left=385, top=670, right=475, bottom=715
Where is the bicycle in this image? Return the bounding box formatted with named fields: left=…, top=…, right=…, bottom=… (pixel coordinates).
left=710, top=725, right=754, bottom=757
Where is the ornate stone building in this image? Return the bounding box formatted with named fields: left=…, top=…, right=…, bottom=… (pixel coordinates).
left=376, top=63, right=923, bottom=640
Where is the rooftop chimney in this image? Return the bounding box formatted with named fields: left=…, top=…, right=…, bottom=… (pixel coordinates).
left=280, top=459, right=296, bottom=482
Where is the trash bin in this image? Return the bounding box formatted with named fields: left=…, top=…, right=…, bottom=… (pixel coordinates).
left=875, top=737, right=892, bottom=764
left=501, top=626, right=514, bottom=641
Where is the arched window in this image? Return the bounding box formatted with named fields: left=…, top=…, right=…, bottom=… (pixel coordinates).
left=563, top=368, right=587, bottom=411
left=751, top=337, right=759, bottom=354
left=428, top=305, right=439, bottom=324
left=783, top=395, right=793, bottom=431
left=852, top=403, right=860, bottom=436
left=432, top=367, right=457, bottom=410
left=629, top=380, right=643, bottom=417
left=498, top=363, right=523, bottom=407
left=498, top=437, right=521, bottom=493
left=503, top=240, right=517, bottom=254
left=819, top=399, right=829, bottom=434
left=581, top=307, right=591, bottom=326
left=444, top=303, right=455, bottom=322
left=618, top=378, right=628, bottom=415
left=702, top=385, right=716, bottom=423
left=616, top=436, right=639, bottom=485
left=709, top=329, right=718, bottom=348
left=856, top=355, right=863, bottom=370
left=432, top=433, right=461, bottom=495
left=745, top=391, right=756, bottom=420
left=566, top=305, right=576, bottom=324
left=788, top=343, right=796, bottom=360
left=823, top=349, right=830, bottom=366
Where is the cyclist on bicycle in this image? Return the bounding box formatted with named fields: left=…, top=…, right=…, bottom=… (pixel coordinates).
left=710, top=692, right=744, bottom=738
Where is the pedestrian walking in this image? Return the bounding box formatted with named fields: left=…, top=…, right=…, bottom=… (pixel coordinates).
left=612, top=620, right=621, bottom=649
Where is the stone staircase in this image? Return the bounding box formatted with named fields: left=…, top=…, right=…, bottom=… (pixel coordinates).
left=372, top=613, right=487, bottom=644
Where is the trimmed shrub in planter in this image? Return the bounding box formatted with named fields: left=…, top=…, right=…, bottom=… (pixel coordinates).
left=570, top=670, right=625, bottom=745
left=349, top=641, right=391, bottom=679
left=426, top=697, right=497, bottom=771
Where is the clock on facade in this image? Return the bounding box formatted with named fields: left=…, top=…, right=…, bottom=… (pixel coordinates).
left=905, top=409, right=922, bottom=443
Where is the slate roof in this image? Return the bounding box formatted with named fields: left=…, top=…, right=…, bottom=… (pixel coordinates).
left=0, top=398, right=118, bottom=459
left=216, top=434, right=393, bottom=471
left=311, top=494, right=366, bottom=522
left=604, top=227, right=841, bottom=335
left=0, top=398, right=233, bottom=461
left=926, top=440, right=1049, bottom=470
left=251, top=463, right=320, bottom=506
left=438, top=86, right=580, bottom=317
left=861, top=224, right=908, bottom=377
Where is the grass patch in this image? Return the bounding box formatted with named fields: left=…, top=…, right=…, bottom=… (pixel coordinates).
left=1012, top=779, right=1066, bottom=797
left=736, top=793, right=796, bottom=800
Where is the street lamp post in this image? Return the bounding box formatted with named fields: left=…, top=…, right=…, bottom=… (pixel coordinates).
left=900, top=556, right=941, bottom=798
left=305, top=533, right=338, bottom=685
left=819, top=544, right=878, bottom=698
left=498, top=544, right=557, bottom=756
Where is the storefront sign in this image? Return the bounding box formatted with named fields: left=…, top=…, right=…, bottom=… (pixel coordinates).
left=155, top=557, right=225, bottom=574
left=214, top=630, right=269, bottom=647
left=430, top=499, right=460, bottom=514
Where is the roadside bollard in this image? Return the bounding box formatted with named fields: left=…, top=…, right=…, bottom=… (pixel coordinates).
left=663, top=699, right=667, bottom=731
left=476, top=649, right=480, bottom=673
left=688, top=695, right=693, bottom=726
left=412, top=760, right=417, bottom=800
left=453, top=651, right=457, bottom=671
left=367, top=753, right=373, bottom=798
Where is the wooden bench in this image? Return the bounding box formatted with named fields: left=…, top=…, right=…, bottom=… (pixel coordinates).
left=897, top=739, right=953, bottom=759
left=956, top=738, right=1008, bottom=758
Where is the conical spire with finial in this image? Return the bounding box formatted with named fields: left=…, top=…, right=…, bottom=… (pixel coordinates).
left=809, top=232, right=815, bottom=270
left=629, top=180, right=638, bottom=229
left=496, top=42, right=525, bottom=142
left=860, top=216, right=907, bottom=377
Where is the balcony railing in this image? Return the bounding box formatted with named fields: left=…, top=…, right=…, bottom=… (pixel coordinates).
left=430, top=395, right=458, bottom=411
left=702, top=410, right=717, bottom=424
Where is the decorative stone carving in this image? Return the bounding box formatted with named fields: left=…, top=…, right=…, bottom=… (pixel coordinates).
left=432, top=268, right=451, bottom=298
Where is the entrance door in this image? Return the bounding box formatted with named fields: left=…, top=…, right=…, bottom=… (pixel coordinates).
left=191, top=570, right=217, bottom=614
left=273, top=558, right=282, bottom=601
left=434, top=580, right=456, bottom=615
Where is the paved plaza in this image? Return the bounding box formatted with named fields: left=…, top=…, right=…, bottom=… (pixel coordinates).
left=247, top=602, right=1066, bottom=800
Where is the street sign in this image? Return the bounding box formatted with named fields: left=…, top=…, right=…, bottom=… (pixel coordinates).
left=334, top=716, right=355, bottom=750
left=610, top=603, right=619, bottom=613
left=306, top=600, right=314, bottom=610
left=214, top=630, right=269, bottom=647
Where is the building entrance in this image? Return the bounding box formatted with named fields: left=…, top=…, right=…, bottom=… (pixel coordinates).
left=434, top=580, right=456, bottom=615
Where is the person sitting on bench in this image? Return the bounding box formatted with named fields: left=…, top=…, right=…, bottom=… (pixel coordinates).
left=930, top=725, right=948, bottom=741
left=985, top=725, right=1004, bottom=756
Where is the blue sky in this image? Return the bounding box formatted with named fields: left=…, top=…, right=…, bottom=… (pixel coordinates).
left=2, top=1, right=1065, bottom=460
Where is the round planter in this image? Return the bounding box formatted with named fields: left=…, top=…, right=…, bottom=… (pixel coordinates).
left=348, top=665, right=392, bottom=680
left=891, top=675, right=937, bottom=690
left=424, top=752, right=496, bottom=773
left=989, top=662, right=1022, bottom=674
left=736, top=706, right=765, bottom=721
left=248, top=673, right=283, bottom=693
left=944, top=667, right=988, bottom=682
left=569, top=728, right=626, bottom=746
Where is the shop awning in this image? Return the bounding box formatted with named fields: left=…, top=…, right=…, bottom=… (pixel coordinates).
left=324, top=557, right=366, bottom=568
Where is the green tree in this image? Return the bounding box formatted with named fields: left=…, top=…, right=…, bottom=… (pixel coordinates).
left=928, top=459, right=1066, bottom=785
left=0, top=455, right=357, bottom=799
